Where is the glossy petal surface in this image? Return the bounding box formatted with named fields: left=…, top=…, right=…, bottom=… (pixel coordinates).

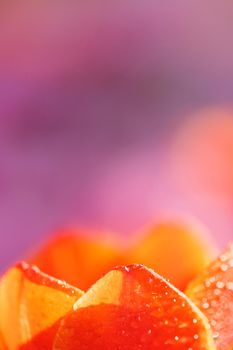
left=54, top=264, right=215, bottom=350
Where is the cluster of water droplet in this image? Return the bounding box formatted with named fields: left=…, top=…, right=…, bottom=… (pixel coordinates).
left=191, top=245, right=233, bottom=345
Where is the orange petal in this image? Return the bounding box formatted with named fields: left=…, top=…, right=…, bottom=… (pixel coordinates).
left=0, top=331, right=7, bottom=350
left=53, top=264, right=215, bottom=350
left=29, top=231, right=122, bottom=290
left=186, top=244, right=233, bottom=350
left=0, top=262, right=83, bottom=349
left=127, top=221, right=214, bottom=290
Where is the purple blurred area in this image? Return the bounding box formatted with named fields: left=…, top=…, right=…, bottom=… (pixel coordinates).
left=1, top=1, right=233, bottom=269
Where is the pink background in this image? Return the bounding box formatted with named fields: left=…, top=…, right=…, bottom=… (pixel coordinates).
left=1, top=1, right=233, bottom=269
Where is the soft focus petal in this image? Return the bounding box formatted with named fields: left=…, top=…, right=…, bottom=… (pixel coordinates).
left=127, top=220, right=215, bottom=290
left=29, top=230, right=122, bottom=290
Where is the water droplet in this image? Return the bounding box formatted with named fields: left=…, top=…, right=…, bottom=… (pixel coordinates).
left=213, top=331, right=219, bottom=339
left=205, top=280, right=211, bottom=288
left=202, top=302, right=210, bottom=309
left=214, top=288, right=221, bottom=296
left=220, top=263, right=228, bottom=272
left=216, top=281, right=225, bottom=289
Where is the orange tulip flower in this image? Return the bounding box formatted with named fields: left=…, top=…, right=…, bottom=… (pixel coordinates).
left=0, top=224, right=231, bottom=349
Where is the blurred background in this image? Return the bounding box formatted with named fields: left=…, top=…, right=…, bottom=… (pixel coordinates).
left=1, top=1, right=233, bottom=269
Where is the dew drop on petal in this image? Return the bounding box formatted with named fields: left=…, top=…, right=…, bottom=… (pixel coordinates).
left=202, top=302, right=210, bottom=309
left=216, top=281, right=225, bottom=289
